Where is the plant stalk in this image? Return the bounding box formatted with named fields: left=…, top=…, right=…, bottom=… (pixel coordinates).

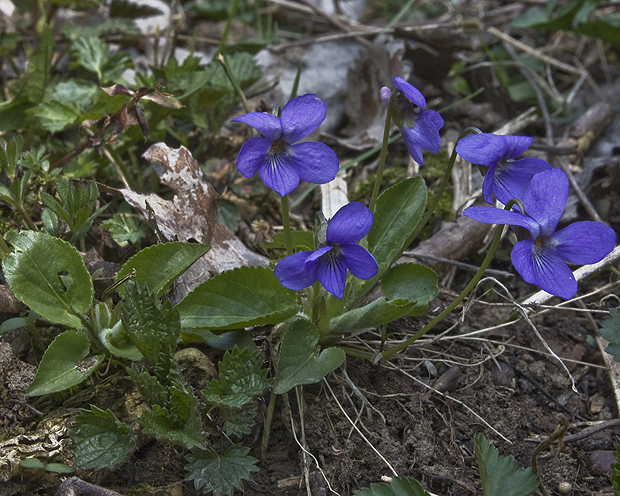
left=280, top=195, right=293, bottom=256
left=369, top=92, right=397, bottom=212
left=378, top=222, right=505, bottom=361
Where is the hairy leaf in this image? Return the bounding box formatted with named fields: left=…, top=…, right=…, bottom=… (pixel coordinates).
left=26, top=330, right=104, bottom=396
left=354, top=476, right=431, bottom=496
left=223, top=403, right=258, bottom=438
left=115, top=242, right=210, bottom=297
left=202, top=346, right=268, bottom=409
left=127, top=364, right=169, bottom=407
left=122, top=281, right=180, bottom=368
left=598, top=307, right=620, bottom=362
left=31, top=100, right=82, bottom=132
left=474, top=435, right=539, bottom=496
left=71, top=406, right=135, bottom=470
left=274, top=319, right=345, bottom=394
left=185, top=445, right=259, bottom=496
left=139, top=404, right=204, bottom=448
left=177, top=266, right=300, bottom=330
left=2, top=231, right=93, bottom=329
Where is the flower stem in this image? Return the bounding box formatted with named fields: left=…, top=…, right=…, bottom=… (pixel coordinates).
left=280, top=195, right=293, bottom=256
left=369, top=92, right=397, bottom=212
left=378, top=222, right=504, bottom=362
left=396, top=126, right=482, bottom=256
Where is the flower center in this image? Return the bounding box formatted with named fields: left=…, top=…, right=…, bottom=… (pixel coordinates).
left=267, top=140, right=291, bottom=164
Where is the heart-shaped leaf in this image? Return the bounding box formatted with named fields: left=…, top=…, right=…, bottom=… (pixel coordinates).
left=115, top=241, right=210, bottom=297
left=274, top=319, right=345, bottom=394
left=177, top=266, right=300, bottom=330
left=26, top=329, right=104, bottom=396
left=2, top=231, right=93, bottom=329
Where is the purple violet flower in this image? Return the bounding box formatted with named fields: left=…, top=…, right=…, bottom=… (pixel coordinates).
left=463, top=168, right=616, bottom=300
left=456, top=133, right=551, bottom=205
left=381, top=76, right=444, bottom=164
left=232, top=94, right=339, bottom=196
left=274, top=202, right=378, bottom=299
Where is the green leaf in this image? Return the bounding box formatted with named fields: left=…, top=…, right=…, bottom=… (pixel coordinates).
left=44, top=463, right=75, bottom=474
left=223, top=403, right=258, bottom=438
left=474, top=435, right=539, bottom=496
left=274, top=319, right=345, bottom=394
left=185, top=445, right=259, bottom=496
left=329, top=297, right=419, bottom=334
left=122, top=282, right=180, bottom=367
left=381, top=263, right=439, bottom=305
left=70, top=36, right=109, bottom=82
left=2, top=231, right=93, bottom=329
left=368, top=177, right=427, bottom=267
left=0, top=135, right=23, bottom=178
left=350, top=177, right=427, bottom=303
left=30, top=100, right=82, bottom=132
left=599, top=308, right=620, bottom=362
left=611, top=444, right=620, bottom=493
left=354, top=476, right=431, bottom=496
left=101, top=213, right=148, bottom=246
left=115, top=241, right=210, bottom=297
left=202, top=346, right=268, bottom=409
left=19, top=458, right=46, bottom=470
left=98, top=320, right=143, bottom=361
left=139, top=404, right=204, bottom=448
left=71, top=406, right=135, bottom=470
left=127, top=364, right=168, bottom=407
left=26, top=330, right=104, bottom=396
left=177, top=266, right=300, bottom=330
left=26, top=29, right=55, bottom=104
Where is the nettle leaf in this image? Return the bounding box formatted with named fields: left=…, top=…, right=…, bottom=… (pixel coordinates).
left=30, top=100, right=82, bottom=132
left=139, top=404, right=204, bottom=448
left=127, top=364, right=168, bottom=407
left=115, top=242, right=210, bottom=297
left=122, top=281, right=180, bottom=367
left=177, top=266, right=300, bottom=331
left=71, top=406, right=135, bottom=470
left=3, top=231, right=93, bottom=329
left=26, top=330, right=104, bottom=396
left=274, top=319, right=345, bottom=394
left=598, top=307, right=620, bottom=362
left=185, top=445, right=259, bottom=496
left=223, top=403, right=257, bottom=438
left=202, top=346, right=268, bottom=409
left=354, top=476, right=431, bottom=496
left=474, top=435, right=539, bottom=496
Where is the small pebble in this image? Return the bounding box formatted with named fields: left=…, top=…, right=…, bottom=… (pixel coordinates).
left=558, top=481, right=572, bottom=494
left=586, top=449, right=616, bottom=475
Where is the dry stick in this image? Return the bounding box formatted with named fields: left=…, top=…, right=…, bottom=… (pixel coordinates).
left=486, top=27, right=604, bottom=100
left=502, top=42, right=554, bottom=144
left=295, top=0, right=371, bottom=46
left=294, top=386, right=312, bottom=496
left=271, top=28, right=393, bottom=51
left=58, top=477, right=125, bottom=496
left=381, top=362, right=512, bottom=444
left=557, top=156, right=604, bottom=224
